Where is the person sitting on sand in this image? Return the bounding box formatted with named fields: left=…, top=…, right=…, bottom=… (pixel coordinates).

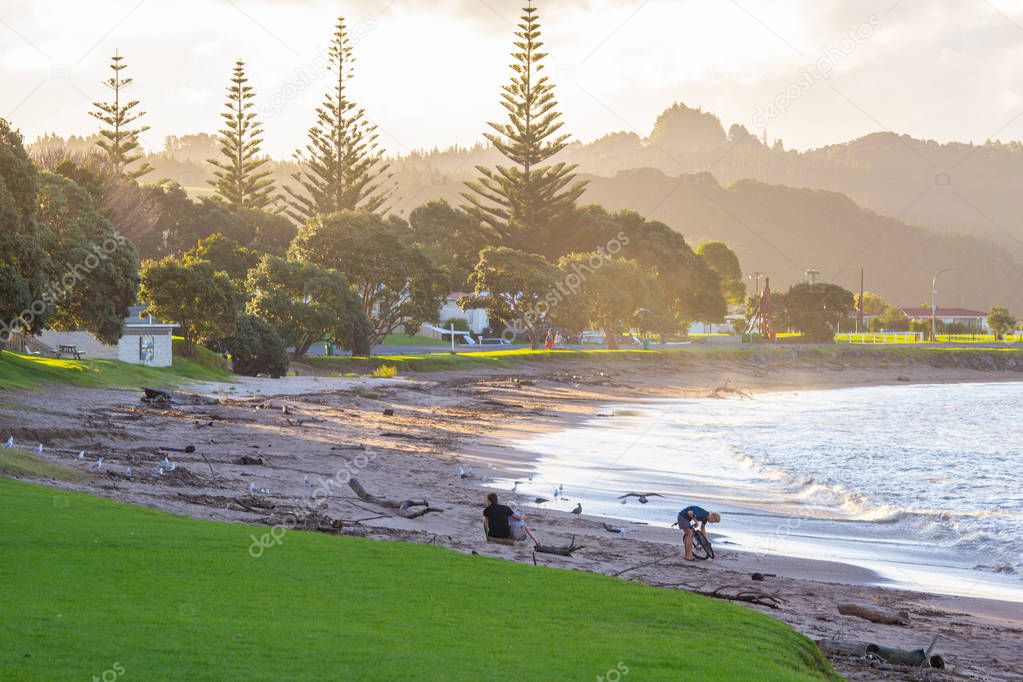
left=482, top=492, right=518, bottom=541
left=676, top=505, right=721, bottom=561
left=509, top=505, right=539, bottom=545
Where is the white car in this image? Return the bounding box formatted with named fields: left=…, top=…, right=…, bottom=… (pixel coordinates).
left=479, top=338, right=512, bottom=346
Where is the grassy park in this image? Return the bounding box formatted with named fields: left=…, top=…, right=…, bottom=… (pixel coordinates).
left=0, top=478, right=836, bottom=681
left=0, top=340, right=231, bottom=391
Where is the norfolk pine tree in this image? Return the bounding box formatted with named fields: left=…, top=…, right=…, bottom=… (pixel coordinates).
left=89, top=51, right=152, bottom=180
left=462, top=2, right=587, bottom=250
left=208, top=59, right=277, bottom=210
left=284, top=17, right=392, bottom=223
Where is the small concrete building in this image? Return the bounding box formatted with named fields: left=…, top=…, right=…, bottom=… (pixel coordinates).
left=37, top=306, right=177, bottom=367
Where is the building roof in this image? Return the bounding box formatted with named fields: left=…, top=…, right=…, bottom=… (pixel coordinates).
left=900, top=307, right=987, bottom=318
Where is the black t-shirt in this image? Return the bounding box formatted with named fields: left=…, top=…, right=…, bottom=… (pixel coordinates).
left=483, top=503, right=514, bottom=538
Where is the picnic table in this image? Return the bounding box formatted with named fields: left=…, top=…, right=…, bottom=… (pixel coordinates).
left=56, top=345, right=83, bottom=360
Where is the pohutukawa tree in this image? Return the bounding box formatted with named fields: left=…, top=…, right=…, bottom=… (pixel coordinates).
left=90, top=51, right=152, bottom=180
left=284, top=17, right=393, bottom=223
left=462, top=2, right=587, bottom=250
left=208, top=59, right=277, bottom=210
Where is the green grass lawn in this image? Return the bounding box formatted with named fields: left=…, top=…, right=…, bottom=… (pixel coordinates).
left=0, top=448, right=90, bottom=481
left=0, top=478, right=836, bottom=681
left=300, top=344, right=1023, bottom=375
left=0, top=340, right=231, bottom=391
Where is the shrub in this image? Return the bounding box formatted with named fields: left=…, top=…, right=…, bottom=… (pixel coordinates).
left=372, top=365, right=398, bottom=378
left=224, top=314, right=289, bottom=377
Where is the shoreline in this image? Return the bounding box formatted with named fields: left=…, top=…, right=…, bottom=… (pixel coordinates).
left=486, top=388, right=1023, bottom=606
left=3, top=359, right=1022, bottom=680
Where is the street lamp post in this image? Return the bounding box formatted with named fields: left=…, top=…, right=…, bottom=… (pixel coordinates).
left=930, top=266, right=959, bottom=343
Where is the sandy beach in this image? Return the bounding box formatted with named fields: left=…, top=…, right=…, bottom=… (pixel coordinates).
left=4, top=355, right=1023, bottom=681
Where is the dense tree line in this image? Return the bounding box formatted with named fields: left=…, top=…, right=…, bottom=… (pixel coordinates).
left=1, top=4, right=750, bottom=376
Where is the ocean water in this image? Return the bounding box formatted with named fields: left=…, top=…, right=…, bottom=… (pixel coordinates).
left=500, top=382, right=1023, bottom=601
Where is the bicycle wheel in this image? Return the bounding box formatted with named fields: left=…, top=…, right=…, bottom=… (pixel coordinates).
left=693, top=530, right=715, bottom=560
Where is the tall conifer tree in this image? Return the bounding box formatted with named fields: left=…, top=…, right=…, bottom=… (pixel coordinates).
left=208, top=59, right=277, bottom=210
left=90, top=51, right=152, bottom=179
left=462, top=2, right=586, bottom=249
left=284, top=17, right=392, bottom=223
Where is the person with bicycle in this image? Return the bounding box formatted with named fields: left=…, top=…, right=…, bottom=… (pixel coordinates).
left=677, top=505, right=720, bottom=561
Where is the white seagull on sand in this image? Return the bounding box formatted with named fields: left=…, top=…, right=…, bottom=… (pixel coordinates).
left=89, top=458, right=103, bottom=471
left=35, top=443, right=44, bottom=454
left=76, top=451, right=85, bottom=461
left=3, top=436, right=13, bottom=449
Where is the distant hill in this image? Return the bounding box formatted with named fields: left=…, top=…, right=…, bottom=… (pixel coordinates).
left=579, top=169, right=1022, bottom=312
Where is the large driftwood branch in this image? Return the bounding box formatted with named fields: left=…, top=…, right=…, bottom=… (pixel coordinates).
left=348, top=478, right=444, bottom=519
left=837, top=602, right=911, bottom=626
left=818, top=639, right=944, bottom=670
left=699, top=585, right=784, bottom=609
left=534, top=535, right=584, bottom=556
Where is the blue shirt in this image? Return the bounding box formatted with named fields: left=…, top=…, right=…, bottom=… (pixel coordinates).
left=679, top=506, right=710, bottom=523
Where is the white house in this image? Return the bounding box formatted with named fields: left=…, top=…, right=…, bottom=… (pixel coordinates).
left=36, top=306, right=177, bottom=367
left=435, top=292, right=489, bottom=335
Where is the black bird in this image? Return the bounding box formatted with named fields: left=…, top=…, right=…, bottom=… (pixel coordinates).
left=571, top=503, right=582, bottom=515
left=617, top=492, right=664, bottom=504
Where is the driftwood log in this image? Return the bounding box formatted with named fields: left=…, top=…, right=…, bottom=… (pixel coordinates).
left=347, top=478, right=444, bottom=519
left=142, top=387, right=219, bottom=406
left=818, top=639, right=944, bottom=669
left=698, top=585, right=784, bottom=609
left=837, top=602, right=911, bottom=626
left=707, top=380, right=753, bottom=400
left=533, top=535, right=584, bottom=556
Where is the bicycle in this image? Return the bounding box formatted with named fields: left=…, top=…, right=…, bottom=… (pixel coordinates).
left=683, top=519, right=714, bottom=560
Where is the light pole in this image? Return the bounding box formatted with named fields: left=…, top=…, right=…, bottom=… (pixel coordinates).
left=748, top=272, right=765, bottom=299
left=930, top=266, right=959, bottom=343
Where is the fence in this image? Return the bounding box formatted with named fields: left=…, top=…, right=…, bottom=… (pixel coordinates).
left=834, top=332, right=924, bottom=344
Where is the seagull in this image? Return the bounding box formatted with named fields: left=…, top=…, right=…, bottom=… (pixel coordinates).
left=35, top=443, right=44, bottom=454
left=511, top=481, right=519, bottom=494
left=160, top=456, right=172, bottom=469
left=618, top=527, right=628, bottom=538
left=326, top=479, right=335, bottom=491
left=558, top=483, right=564, bottom=495
left=617, top=492, right=664, bottom=504
left=167, top=461, right=177, bottom=472
left=76, top=451, right=85, bottom=461
left=571, top=503, right=582, bottom=515
left=3, top=436, right=13, bottom=448
left=89, top=458, right=103, bottom=471
left=156, top=467, right=164, bottom=476
left=527, top=473, right=534, bottom=481
left=249, top=482, right=257, bottom=493
left=458, top=464, right=473, bottom=479
left=304, top=475, right=311, bottom=486
left=125, top=467, right=133, bottom=480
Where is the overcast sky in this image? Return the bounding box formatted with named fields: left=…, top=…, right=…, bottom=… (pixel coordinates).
left=4, top=0, right=1023, bottom=159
